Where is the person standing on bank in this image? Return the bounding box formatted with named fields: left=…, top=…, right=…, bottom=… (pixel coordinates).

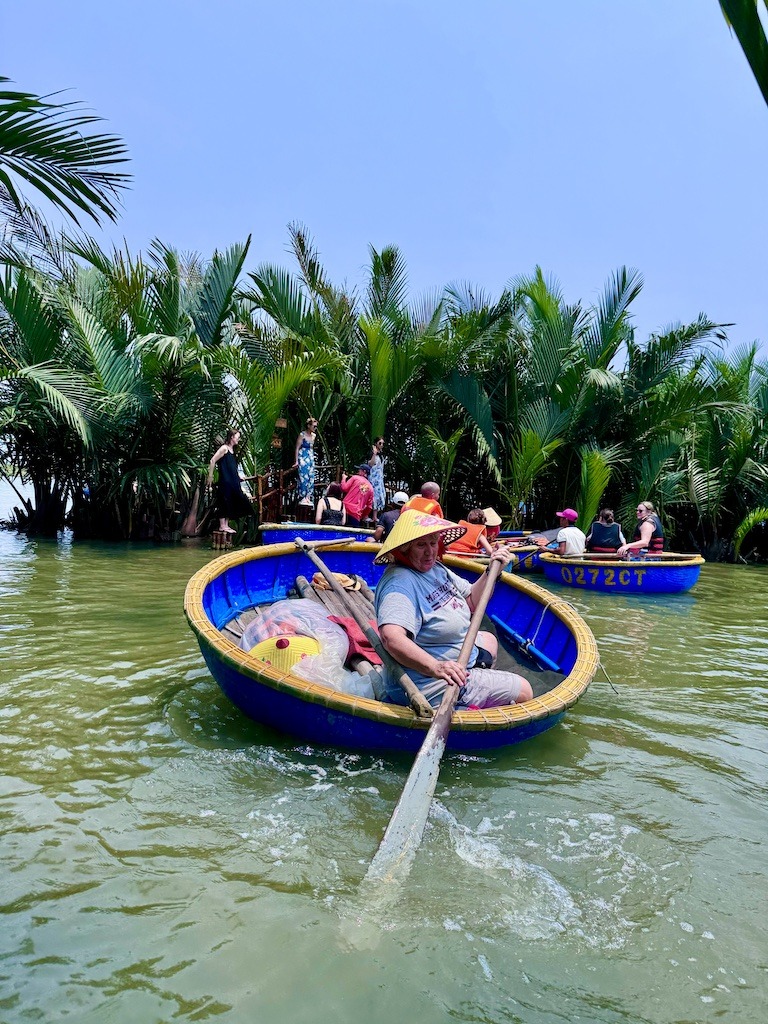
left=617, top=500, right=664, bottom=556
left=341, top=463, right=374, bottom=526
left=207, top=429, right=254, bottom=534
left=368, top=436, right=387, bottom=522
left=585, top=508, right=626, bottom=553
left=294, top=417, right=318, bottom=506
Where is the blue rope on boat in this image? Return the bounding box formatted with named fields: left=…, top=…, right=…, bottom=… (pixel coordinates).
left=490, top=614, right=561, bottom=673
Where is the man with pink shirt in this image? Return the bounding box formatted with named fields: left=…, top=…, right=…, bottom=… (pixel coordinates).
left=341, top=463, right=374, bottom=526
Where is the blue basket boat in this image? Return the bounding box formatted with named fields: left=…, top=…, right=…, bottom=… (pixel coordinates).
left=258, top=522, right=375, bottom=545
left=539, top=551, right=705, bottom=594
left=508, top=544, right=545, bottom=574
left=184, top=542, right=599, bottom=753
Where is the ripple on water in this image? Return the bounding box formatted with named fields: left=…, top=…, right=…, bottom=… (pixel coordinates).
left=2, top=533, right=767, bottom=1023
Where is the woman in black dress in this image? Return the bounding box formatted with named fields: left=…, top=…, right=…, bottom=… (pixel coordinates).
left=207, top=429, right=254, bottom=534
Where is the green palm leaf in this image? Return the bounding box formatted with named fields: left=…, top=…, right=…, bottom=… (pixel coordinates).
left=0, top=77, right=130, bottom=225
left=733, top=505, right=768, bottom=559
left=576, top=443, right=626, bottom=529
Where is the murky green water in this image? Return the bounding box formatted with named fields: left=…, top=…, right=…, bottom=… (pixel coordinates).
left=2, top=498, right=767, bottom=1022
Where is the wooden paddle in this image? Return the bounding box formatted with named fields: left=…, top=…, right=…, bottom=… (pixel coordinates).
left=294, top=536, right=364, bottom=552
left=363, top=557, right=504, bottom=886
left=295, top=539, right=434, bottom=719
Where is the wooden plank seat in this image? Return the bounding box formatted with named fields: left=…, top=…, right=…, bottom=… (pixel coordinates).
left=221, top=607, right=261, bottom=643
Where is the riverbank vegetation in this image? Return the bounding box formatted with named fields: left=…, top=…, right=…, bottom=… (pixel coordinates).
left=2, top=218, right=767, bottom=559
left=1, top=78, right=767, bottom=560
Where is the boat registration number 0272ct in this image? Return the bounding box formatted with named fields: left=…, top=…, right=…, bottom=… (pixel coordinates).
left=561, top=566, right=644, bottom=586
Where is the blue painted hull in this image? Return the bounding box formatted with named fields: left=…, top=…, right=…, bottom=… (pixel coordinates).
left=511, top=545, right=544, bottom=574
left=259, top=522, right=375, bottom=545
left=184, top=543, right=599, bottom=752
left=540, top=553, right=704, bottom=594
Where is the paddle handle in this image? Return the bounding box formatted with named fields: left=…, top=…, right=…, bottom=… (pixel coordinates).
left=457, top=558, right=503, bottom=667
left=297, top=541, right=434, bottom=719
left=430, top=557, right=504, bottom=724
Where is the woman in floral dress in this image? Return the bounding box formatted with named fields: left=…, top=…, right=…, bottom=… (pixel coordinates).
left=294, top=417, right=318, bottom=505
left=368, top=436, right=386, bottom=521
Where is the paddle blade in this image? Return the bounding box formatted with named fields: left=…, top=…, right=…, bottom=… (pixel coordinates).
left=363, top=717, right=451, bottom=886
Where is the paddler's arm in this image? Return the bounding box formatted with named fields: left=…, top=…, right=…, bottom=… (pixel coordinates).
left=379, top=624, right=467, bottom=687
left=466, top=547, right=513, bottom=612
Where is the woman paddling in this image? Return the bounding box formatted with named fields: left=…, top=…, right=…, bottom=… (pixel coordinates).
left=373, top=509, right=533, bottom=710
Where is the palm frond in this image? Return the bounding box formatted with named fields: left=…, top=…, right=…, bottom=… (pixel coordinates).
left=0, top=77, right=130, bottom=225
left=191, top=238, right=250, bottom=348
left=733, top=505, right=768, bottom=559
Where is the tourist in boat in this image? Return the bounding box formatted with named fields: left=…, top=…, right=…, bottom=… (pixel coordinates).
left=371, top=490, right=409, bottom=541
left=374, top=509, right=533, bottom=710
left=585, top=508, right=626, bottom=553
left=207, top=429, right=255, bottom=534
left=315, top=482, right=347, bottom=526
left=341, top=463, right=374, bottom=526
left=293, top=417, right=318, bottom=507
left=482, top=507, right=503, bottom=544
left=368, top=436, right=387, bottom=522
left=552, top=508, right=586, bottom=556
left=444, top=508, right=494, bottom=557
left=529, top=508, right=585, bottom=555
left=617, top=500, right=664, bottom=556
left=401, top=481, right=443, bottom=518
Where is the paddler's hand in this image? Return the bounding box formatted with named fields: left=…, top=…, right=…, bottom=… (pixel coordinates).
left=431, top=659, right=468, bottom=687
left=489, top=546, right=514, bottom=569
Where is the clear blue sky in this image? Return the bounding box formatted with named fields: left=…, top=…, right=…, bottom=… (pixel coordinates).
left=4, top=1, right=767, bottom=348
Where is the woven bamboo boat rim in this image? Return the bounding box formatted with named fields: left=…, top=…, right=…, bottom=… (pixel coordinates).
left=184, top=542, right=599, bottom=732
left=539, top=551, right=705, bottom=567
left=258, top=522, right=375, bottom=536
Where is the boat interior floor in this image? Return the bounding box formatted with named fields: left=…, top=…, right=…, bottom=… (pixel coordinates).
left=220, top=580, right=564, bottom=699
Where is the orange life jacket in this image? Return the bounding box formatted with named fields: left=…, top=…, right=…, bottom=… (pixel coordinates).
left=445, top=521, right=487, bottom=555
left=402, top=495, right=444, bottom=518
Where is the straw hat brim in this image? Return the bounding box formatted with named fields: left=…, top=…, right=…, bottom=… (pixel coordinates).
left=482, top=507, right=502, bottom=527
left=373, top=508, right=467, bottom=565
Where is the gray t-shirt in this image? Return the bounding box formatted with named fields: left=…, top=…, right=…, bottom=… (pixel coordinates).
left=375, top=562, right=478, bottom=706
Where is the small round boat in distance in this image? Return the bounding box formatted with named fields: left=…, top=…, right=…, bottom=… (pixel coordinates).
left=184, top=542, right=600, bottom=753
left=258, top=521, right=375, bottom=545
left=539, top=551, right=705, bottom=595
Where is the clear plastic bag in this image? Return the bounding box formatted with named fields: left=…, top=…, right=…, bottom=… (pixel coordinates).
left=240, top=598, right=376, bottom=699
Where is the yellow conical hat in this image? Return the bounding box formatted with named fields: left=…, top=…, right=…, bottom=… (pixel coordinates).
left=374, top=508, right=466, bottom=565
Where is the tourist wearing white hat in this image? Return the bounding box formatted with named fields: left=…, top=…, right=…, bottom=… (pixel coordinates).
left=371, top=490, right=410, bottom=542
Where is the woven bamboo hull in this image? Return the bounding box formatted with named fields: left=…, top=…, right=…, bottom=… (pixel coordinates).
left=184, top=543, right=599, bottom=752
left=539, top=552, right=705, bottom=594
left=258, top=522, right=375, bottom=545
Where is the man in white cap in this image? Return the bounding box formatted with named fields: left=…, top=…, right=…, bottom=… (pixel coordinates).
left=371, top=490, right=410, bottom=542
